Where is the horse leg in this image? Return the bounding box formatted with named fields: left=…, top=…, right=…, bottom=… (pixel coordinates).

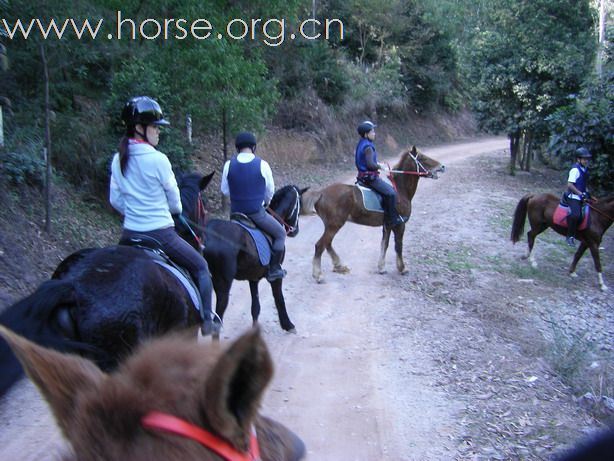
left=525, top=226, right=545, bottom=269
left=248, top=280, right=262, bottom=325
left=394, top=224, right=407, bottom=274
left=211, top=275, right=233, bottom=341
left=269, top=278, right=296, bottom=332
left=570, top=242, right=608, bottom=291
left=377, top=226, right=392, bottom=274
left=313, top=225, right=347, bottom=283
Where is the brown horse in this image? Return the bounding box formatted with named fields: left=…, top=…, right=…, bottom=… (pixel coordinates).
left=510, top=193, right=614, bottom=291
left=305, top=146, right=445, bottom=283
left=0, top=325, right=305, bottom=461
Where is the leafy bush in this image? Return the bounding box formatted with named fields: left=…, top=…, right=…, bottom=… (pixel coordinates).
left=546, top=71, right=614, bottom=194
left=0, top=149, right=45, bottom=186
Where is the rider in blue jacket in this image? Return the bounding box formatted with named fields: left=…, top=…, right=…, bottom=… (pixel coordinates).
left=355, top=121, right=404, bottom=227
left=564, top=147, right=592, bottom=247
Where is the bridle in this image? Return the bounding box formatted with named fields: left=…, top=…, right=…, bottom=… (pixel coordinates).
left=385, top=151, right=435, bottom=178
left=142, top=411, right=261, bottom=461
left=267, top=186, right=301, bottom=235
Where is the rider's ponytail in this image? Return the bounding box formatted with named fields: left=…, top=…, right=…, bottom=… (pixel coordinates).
left=118, top=135, right=130, bottom=175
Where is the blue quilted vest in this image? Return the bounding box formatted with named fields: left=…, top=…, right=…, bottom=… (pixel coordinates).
left=227, top=156, right=266, bottom=214
left=571, top=163, right=589, bottom=193
left=355, top=138, right=379, bottom=178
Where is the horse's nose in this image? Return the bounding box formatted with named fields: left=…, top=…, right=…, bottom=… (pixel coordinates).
left=440, top=165, right=446, bottom=173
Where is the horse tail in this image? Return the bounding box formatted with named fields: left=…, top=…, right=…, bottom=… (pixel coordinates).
left=511, top=194, right=532, bottom=243
left=0, top=279, right=83, bottom=397
left=300, top=189, right=322, bottom=215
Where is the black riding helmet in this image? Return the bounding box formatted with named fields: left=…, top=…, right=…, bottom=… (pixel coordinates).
left=121, top=96, right=170, bottom=128
left=575, top=147, right=592, bottom=159
left=357, top=120, right=376, bottom=136
left=235, top=132, right=257, bottom=151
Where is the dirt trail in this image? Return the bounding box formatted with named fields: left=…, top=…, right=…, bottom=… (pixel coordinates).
left=1, top=137, right=610, bottom=461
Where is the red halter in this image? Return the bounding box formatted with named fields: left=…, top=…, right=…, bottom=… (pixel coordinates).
left=142, top=411, right=261, bottom=461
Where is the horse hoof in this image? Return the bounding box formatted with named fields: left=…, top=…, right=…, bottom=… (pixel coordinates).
left=285, top=327, right=297, bottom=335
left=600, top=285, right=609, bottom=292
left=333, top=266, right=350, bottom=274
left=377, top=268, right=387, bottom=274
left=569, top=272, right=578, bottom=279
left=399, top=269, right=409, bottom=275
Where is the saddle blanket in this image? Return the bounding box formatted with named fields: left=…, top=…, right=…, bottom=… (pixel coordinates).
left=151, top=259, right=201, bottom=312
left=552, top=204, right=589, bottom=230
left=234, top=221, right=272, bottom=266
left=356, top=185, right=384, bottom=213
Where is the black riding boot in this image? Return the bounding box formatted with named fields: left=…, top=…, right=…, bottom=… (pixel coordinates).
left=267, top=250, right=287, bottom=282
left=383, top=196, right=404, bottom=227
left=196, top=271, right=220, bottom=336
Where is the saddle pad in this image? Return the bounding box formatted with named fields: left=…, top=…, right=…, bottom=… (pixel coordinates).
left=552, top=204, right=589, bottom=230
left=234, top=222, right=272, bottom=266
left=151, top=260, right=201, bottom=313
left=356, top=185, right=384, bottom=213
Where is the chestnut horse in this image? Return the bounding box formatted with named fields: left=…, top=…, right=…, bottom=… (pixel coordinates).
left=306, top=146, right=445, bottom=283
left=0, top=325, right=306, bottom=461
left=510, top=193, right=614, bottom=291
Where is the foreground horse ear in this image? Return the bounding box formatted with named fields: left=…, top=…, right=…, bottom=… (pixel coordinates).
left=411, top=145, right=418, bottom=155
left=200, top=171, right=215, bottom=190
left=203, top=328, right=274, bottom=451
left=0, top=325, right=105, bottom=436
left=299, top=187, right=310, bottom=195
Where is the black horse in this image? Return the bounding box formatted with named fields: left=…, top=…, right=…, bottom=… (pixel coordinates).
left=0, top=172, right=213, bottom=397
left=203, top=185, right=308, bottom=335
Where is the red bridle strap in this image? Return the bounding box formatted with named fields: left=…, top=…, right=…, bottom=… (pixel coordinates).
left=142, top=411, right=261, bottom=461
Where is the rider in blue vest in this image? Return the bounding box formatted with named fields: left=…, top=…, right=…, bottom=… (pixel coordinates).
left=221, top=132, right=287, bottom=281
left=355, top=121, right=405, bottom=227
left=564, top=147, right=592, bottom=247
left=110, top=96, right=217, bottom=336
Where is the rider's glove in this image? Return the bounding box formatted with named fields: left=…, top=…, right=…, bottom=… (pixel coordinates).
left=581, top=192, right=589, bottom=201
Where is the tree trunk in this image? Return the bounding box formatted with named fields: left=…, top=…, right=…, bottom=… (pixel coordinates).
left=41, top=43, right=52, bottom=234
left=509, top=132, right=519, bottom=176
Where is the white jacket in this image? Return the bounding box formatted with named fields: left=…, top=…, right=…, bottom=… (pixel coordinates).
left=109, top=140, right=182, bottom=231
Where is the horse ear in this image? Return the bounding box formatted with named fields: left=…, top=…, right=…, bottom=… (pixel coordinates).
left=200, top=172, right=215, bottom=190
left=299, top=187, right=310, bottom=195
left=411, top=145, right=417, bottom=155
left=0, top=325, right=105, bottom=436
left=203, top=328, right=273, bottom=452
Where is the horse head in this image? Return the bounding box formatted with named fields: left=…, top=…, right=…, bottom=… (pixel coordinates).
left=398, top=146, right=446, bottom=179
left=176, top=172, right=215, bottom=251
left=0, top=325, right=306, bottom=461
left=269, top=185, right=309, bottom=238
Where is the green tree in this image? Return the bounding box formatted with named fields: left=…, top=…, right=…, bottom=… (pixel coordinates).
left=466, top=0, right=595, bottom=174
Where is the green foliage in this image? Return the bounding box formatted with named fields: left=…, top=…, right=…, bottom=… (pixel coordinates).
left=546, top=75, right=614, bottom=194
left=0, top=149, right=45, bottom=186
left=466, top=0, right=594, bottom=142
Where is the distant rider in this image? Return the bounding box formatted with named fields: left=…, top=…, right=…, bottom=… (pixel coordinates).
left=564, top=147, right=592, bottom=247
left=355, top=120, right=404, bottom=227
left=221, top=132, right=287, bottom=281
left=109, top=96, right=217, bottom=335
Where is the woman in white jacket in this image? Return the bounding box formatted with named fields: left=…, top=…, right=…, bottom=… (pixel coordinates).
left=109, top=96, right=217, bottom=336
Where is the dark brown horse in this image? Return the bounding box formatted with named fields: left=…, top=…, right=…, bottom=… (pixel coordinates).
left=510, top=193, right=614, bottom=291
left=305, top=146, right=445, bottom=283
left=0, top=325, right=306, bottom=461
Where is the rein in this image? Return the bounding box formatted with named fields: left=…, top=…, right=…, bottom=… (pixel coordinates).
left=142, top=411, right=261, bottom=461
left=588, top=201, right=614, bottom=222
left=267, top=187, right=300, bottom=235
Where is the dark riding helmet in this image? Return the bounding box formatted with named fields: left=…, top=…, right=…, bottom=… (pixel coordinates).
left=575, top=147, right=592, bottom=159
left=357, top=120, right=376, bottom=136
left=235, top=131, right=257, bottom=151
left=121, top=96, right=170, bottom=128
